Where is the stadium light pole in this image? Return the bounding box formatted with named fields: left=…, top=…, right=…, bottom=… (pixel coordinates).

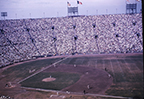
left=57, top=12, right=59, bottom=17
left=87, top=10, right=88, bottom=16
left=96, top=9, right=98, bottom=15
left=29, top=13, right=31, bottom=18
left=43, top=12, right=45, bottom=18
left=15, top=13, right=17, bottom=19
left=106, top=9, right=108, bottom=14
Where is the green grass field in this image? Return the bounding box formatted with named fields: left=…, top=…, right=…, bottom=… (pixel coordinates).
left=2, top=58, right=63, bottom=82
left=20, top=72, right=81, bottom=90
left=1, top=54, right=143, bottom=98
left=59, top=55, right=143, bottom=98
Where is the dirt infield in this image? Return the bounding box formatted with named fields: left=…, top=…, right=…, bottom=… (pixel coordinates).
left=0, top=53, right=143, bottom=99
left=42, top=77, right=56, bottom=82
left=42, top=64, right=113, bottom=94
left=0, top=65, right=113, bottom=98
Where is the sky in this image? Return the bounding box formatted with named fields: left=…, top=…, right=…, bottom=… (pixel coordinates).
left=0, top=0, right=142, bottom=20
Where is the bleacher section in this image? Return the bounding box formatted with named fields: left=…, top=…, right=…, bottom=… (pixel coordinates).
left=0, top=14, right=143, bottom=67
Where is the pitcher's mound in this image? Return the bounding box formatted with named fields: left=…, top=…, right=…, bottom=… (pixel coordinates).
left=42, top=77, right=56, bottom=82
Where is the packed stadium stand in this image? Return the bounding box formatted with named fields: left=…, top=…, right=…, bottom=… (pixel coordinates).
left=0, top=13, right=143, bottom=67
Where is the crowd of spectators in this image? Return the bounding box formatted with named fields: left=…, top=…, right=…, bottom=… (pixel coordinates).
left=0, top=13, right=143, bottom=67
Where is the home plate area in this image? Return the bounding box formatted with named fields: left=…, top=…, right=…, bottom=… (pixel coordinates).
left=49, top=93, right=65, bottom=99
left=21, top=64, right=113, bottom=95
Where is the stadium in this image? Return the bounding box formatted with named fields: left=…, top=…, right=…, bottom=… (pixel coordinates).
left=0, top=1, right=143, bottom=99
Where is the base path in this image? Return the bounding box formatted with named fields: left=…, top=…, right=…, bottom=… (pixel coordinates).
left=43, top=64, right=113, bottom=94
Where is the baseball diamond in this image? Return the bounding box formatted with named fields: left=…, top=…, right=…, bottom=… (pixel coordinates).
left=0, top=13, right=143, bottom=99
left=0, top=53, right=143, bottom=99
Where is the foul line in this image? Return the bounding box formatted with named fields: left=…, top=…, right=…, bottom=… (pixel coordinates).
left=129, top=58, right=141, bottom=71
left=18, top=55, right=72, bottom=84
left=123, top=59, right=135, bottom=79
left=21, top=87, right=131, bottom=99
left=109, top=59, right=116, bottom=83
left=116, top=59, right=125, bottom=79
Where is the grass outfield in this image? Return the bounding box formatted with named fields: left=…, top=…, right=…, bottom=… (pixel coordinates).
left=1, top=54, right=143, bottom=98
left=20, top=72, right=81, bottom=90
left=59, top=54, right=143, bottom=98
left=2, top=58, right=63, bottom=82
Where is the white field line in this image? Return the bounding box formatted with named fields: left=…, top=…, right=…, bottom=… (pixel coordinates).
left=87, top=60, right=91, bottom=67
left=78, top=59, right=85, bottom=65
left=73, top=58, right=77, bottom=65
left=86, top=93, right=131, bottom=99
left=128, top=58, right=143, bottom=81
left=80, top=59, right=84, bottom=65
left=129, top=58, right=141, bottom=71
left=138, top=60, right=143, bottom=66
left=86, top=59, right=89, bottom=67
left=74, top=59, right=83, bottom=65
left=22, top=86, right=131, bottom=99
left=116, top=59, right=125, bottom=79
left=18, top=55, right=72, bottom=84
left=123, top=59, right=135, bottom=79
left=110, top=59, right=116, bottom=82
left=66, top=58, right=73, bottom=65
left=52, top=55, right=71, bottom=65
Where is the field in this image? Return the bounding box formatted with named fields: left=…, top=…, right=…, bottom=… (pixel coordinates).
left=0, top=53, right=143, bottom=99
